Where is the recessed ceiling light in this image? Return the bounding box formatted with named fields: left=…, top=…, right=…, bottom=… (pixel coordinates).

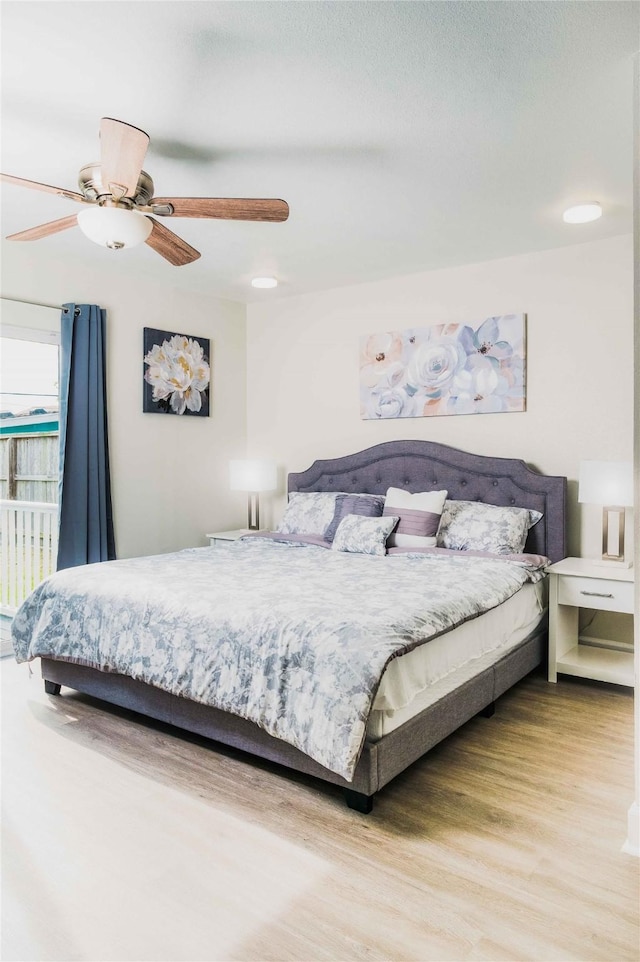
left=562, top=203, right=602, bottom=224
left=251, top=276, right=278, bottom=289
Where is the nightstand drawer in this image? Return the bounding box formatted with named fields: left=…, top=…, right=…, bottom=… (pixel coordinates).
left=557, top=575, right=634, bottom=614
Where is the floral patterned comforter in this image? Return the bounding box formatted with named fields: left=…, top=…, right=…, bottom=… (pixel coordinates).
left=11, top=538, right=547, bottom=780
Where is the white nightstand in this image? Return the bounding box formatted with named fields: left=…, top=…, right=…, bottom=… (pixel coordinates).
left=548, top=557, right=634, bottom=687
left=206, top=529, right=252, bottom=546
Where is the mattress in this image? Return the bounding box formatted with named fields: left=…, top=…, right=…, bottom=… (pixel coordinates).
left=367, top=581, right=546, bottom=740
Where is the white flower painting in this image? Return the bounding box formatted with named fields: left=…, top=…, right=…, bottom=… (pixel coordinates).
left=360, top=314, right=526, bottom=419
left=143, top=328, right=211, bottom=416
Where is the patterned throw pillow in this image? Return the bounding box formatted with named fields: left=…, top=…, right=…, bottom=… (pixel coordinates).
left=383, top=487, right=448, bottom=549
left=276, top=492, right=342, bottom=537
left=324, top=494, right=385, bottom=542
left=276, top=491, right=387, bottom=538
left=436, top=500, right=543, bottom=554
left=331, top=514, right=400, bottom=556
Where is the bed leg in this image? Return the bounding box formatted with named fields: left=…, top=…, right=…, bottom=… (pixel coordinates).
left=344, top=789, right=374, bottom=814
left=479, top=700, right=495, bottom=718
left=44, top=680, right=61, bottom=696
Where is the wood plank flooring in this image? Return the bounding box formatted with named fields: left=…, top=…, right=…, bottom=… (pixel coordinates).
left=1, top=659, right=637, bottom=962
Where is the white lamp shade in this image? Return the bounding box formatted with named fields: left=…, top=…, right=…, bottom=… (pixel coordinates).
left=578, top=460, right=634, bottom=507
left=77, top=206, right=153, bottom=248
left=229, top=459, right=277, bottom=493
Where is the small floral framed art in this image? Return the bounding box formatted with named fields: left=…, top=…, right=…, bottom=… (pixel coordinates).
left=143, top=327, right=211, bottom=416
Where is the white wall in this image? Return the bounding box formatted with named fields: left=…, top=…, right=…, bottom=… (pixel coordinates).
left=246, top=235, right=634, bottom=556
left=1, top=242, right=248, bottom=558
left=2, top=234, right=633, bottom=559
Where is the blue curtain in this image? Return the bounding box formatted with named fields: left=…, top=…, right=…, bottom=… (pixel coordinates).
left=57, top=303, right=116, bottom=570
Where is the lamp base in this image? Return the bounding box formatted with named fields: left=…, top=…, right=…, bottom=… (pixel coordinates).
left=247, top=492, right=260, bottom=531
left=600, top=505, right=630, bottom=568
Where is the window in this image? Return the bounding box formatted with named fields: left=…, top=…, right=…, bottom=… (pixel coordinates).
left=0, top=307, right=61, bottom=643
left=0, top=324, right=60, bottom=502
left=1, top=324, right=59, bottom=413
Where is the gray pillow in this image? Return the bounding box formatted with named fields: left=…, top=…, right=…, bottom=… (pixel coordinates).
left=324, top=494, right=385, bottom=542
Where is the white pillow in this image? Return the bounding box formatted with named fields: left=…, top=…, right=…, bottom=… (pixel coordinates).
left=331, top=514, right=399, bottom=556
left=383, top=487, right=448, bottom=548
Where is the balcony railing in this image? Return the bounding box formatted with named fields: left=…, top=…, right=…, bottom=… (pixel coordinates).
left=0, top=500, right=58, bottom=615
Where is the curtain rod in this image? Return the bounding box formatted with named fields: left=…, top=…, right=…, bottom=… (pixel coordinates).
left=1, top=296, right=80, bottom=317
left=1, top=295, right=62, bottom=311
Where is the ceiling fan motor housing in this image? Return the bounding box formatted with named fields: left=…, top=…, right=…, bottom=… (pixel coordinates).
left=78, top=163, right=155, bottom=206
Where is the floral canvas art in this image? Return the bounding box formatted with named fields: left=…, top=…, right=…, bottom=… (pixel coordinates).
left=360, top=314, right=526, bottom=419
left=143, top=328, right=211, bottom=416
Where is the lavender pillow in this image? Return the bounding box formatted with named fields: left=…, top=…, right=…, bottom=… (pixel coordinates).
left=324, top=494, right=385, bottom=542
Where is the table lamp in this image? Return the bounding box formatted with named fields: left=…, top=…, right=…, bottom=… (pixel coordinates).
left=229, top=459, right=277, bottom=530
left=578, top=460, right=633, bottom=566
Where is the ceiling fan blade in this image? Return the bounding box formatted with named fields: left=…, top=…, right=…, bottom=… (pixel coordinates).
left=1, top=172, right=87, bottom=204
left=145, top=217, right=200, bottom=266
left=6, top=213, right=79, bottom=242
left=149, top=197, right=289, bottom=222
left=100, top=117, right=150, bottom=201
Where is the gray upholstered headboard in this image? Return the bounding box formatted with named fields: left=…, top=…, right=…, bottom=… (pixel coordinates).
left=288, top=439, right=567, bottom=563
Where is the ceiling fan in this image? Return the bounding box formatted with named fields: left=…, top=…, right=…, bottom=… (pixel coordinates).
left=0, top=117, right=289, bottom=266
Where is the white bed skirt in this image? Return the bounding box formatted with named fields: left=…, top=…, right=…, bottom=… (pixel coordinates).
left=367, top=581, right=546, bottom=740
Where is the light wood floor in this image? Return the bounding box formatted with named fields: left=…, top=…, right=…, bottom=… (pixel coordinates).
left=1, top=659, right=638, bottom=962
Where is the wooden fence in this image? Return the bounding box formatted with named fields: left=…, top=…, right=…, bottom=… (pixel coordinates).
left=0, top=433, right=58, bottom=503
left=0, top=433, right=59, bottom=613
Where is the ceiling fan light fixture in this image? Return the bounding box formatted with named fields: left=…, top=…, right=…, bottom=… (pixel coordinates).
left=562, top=202, right=602, bottom=224
left=77, top=205, right=152, bottom=249
left=2, top=117, right=288, bottom=266
left=251, top=276, right=278, bottom=289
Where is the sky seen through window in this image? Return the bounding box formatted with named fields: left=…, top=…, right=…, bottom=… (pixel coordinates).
left=0, top=337, right=59, bottom=415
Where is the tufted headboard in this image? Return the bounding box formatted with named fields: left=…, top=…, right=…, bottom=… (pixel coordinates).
left=288, top=439, right=567, bottom=563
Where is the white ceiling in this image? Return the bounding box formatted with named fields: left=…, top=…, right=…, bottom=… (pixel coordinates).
left=1, top=1, right=638, bottom=303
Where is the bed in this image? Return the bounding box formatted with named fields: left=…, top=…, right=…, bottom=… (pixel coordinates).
left=12, top=439, right=567, bottom=813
